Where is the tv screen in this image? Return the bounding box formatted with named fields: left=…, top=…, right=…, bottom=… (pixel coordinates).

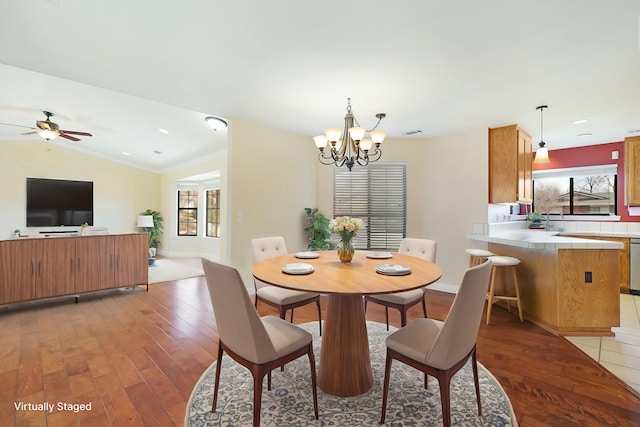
left=26, top=178, right=94, bottom=227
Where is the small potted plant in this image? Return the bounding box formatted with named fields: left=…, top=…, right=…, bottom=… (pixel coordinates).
left=527, top=212, right=545, bottom=229
left=304, top=208, right=334, bottom=250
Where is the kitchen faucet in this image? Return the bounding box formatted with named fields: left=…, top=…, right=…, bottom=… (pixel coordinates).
left=546, top=207, right=564, bottom=231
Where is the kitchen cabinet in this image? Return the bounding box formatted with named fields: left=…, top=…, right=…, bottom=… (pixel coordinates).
left=625, top=136, right=640, bottom=206
left=564, top=235, right=630, bottom=293
left=488, top=124, right=532, bottom=203
left=0, top=233, right=147, bottom=306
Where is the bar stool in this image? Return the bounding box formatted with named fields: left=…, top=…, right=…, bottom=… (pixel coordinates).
left=486, top=255, right=523, bottom=325
left=465, top=249, right=495, bottom=267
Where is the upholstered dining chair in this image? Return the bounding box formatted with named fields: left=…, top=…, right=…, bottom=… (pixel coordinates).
left=364, top=238, right=437, bottom=330
left=251, top=236, right=322, bottom=335
left=380, top=260, right=493, bottom=427
left=201, top=258, right=319, bottom=427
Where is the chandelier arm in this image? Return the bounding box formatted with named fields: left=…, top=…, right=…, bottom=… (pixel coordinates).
left=367, top=147, right=382, bottom=162
left=356, top=155, right=370, bottom=167
left=318, top=151, right=337, bottom=165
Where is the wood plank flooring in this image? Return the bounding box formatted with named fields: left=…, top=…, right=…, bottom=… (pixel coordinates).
left=1, top=275, right=640, bottom=426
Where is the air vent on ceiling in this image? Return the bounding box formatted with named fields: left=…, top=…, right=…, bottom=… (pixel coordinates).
left=154, top=149, right=163, bottom=155
left=402, top=129, right=423, bottom=136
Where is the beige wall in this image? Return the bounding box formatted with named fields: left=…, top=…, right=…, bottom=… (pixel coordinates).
left=316, top=129, right=490, bottom=289
left=228, top=118, right=317, bottom=284
left=0, top=140, right=159, bottom=238
left=421, top=128, right=489, bottom=286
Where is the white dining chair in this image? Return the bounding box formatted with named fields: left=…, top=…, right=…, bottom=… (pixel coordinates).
left=251, top=236, right=322, bottom=335
left=364, top=238, right=437, bottom=329
left=380, top=260, right=492, bottom=427
left=201, top=258, right=319, bottom=427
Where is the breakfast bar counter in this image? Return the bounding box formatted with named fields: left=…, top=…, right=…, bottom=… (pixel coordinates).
left=468, top=230, right=621, bottom=336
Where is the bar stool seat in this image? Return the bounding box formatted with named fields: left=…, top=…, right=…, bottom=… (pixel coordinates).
left=465, top=249, right=495, bottom=267
left=486, top=255, right=523, bottom=325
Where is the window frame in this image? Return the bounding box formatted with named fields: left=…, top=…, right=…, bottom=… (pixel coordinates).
left=205, top=188, right=221, bottom=238
left=177, top=189, right=198, bottom=236
left=333, top=162, right=407, bottom=251
left=532, top=164, right=618, bottom=216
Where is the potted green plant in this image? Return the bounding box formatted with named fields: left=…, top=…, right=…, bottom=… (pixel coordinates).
left=141, top=209, right=164, bottom=255
left=304, top=208, right=334, bottom=250
left=526, top=212, right=545, bottom=229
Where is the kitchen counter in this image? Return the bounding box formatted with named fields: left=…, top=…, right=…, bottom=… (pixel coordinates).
left=468, top=229, right=624, bottom=249
left=468, top=228, right=621, bottom=336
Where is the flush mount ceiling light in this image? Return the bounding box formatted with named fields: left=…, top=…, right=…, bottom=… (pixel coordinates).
left=205, top=116, right=227, bottom=131
left=312, top=98, right=386, bottom=171
left=533, top=105, right=550, bottom=164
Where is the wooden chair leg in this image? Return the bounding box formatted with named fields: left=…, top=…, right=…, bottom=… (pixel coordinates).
left=307, top=344, right=319, bottom=420
left=400, top=308, right=407, bottom=327
left=385, top=307, right=390, bottom=331
left=212, top=344, right=224, bottom=412
left=290, top=308, right=294, bottom=323
left=252, top=369, right=264, bottom=427
left=380, top=352, right=393, bottom=424
left=421, top=292, right=428, bottom=318
left=512, top=266, right=523, bottom=322
left=438, top=373, right=452, bottom=427
left=486, top=267, right=497, bottom=325
left=472, top=347, right=482, bottom=416
left=315, top=299, right=322, bottom=336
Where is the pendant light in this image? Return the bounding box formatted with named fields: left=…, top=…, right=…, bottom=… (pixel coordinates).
left=534, top=105, right=550, bottom=164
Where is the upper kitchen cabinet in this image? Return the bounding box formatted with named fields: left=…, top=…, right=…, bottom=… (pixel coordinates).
left=625, top=136, right=640, bottom=206
left=489, top=124, right=532, bottom=204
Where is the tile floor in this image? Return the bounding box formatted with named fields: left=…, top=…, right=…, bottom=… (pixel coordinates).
left=565, top=294, right=640, bottom=393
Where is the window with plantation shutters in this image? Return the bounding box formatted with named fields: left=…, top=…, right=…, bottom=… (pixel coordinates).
left=333, top=163, right=406, bottom=251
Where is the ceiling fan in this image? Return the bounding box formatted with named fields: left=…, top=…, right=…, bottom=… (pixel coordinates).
left=0, top=110, right=93, bottom=142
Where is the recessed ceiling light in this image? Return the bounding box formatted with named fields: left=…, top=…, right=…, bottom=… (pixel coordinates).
left=577, top=133, right=592, bottom=137
left=122, top=152, right=131, bottom=156
left=573, top=119, right=588, bottom=125
left=158, top=128, right=169, bottom=134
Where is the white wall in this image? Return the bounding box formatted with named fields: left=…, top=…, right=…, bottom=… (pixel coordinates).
left=228, top=118, right=318, bottom=285
left=0, top=140, right=159, bottom=238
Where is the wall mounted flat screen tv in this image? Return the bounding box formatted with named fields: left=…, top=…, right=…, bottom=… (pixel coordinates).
left=26, top=178, right=94, bottom=227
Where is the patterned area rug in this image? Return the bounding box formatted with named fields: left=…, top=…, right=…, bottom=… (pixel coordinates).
left=185, top=321, right=518, bottom=426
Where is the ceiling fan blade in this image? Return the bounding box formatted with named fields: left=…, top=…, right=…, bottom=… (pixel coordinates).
left=0, top=122, right=35, bottom=130
left=21, top=131, right=38, bottom=135
left=61, top=130, right=93, bottom=137
left=59, top=133, right=81, bottom=142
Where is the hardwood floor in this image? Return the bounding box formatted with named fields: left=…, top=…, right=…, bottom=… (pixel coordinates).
left=1, top=275, right=640, bottom=426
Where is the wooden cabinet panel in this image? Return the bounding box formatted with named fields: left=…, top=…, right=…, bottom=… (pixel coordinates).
left=113, top=234, right=148, bottom=287
left=488, top=124, right=532, bottom=203
left=75, top=235, right=115, bottom=292
left=0, top=233, right=148, bottom=306
left=0, top=240, right=37, bottom=304
left=625, top=136, right=640, bottom=206
left=35, top=238, right=76, bottom=299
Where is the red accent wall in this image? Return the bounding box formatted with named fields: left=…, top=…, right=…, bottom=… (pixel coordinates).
left=532, top=141, right=636, bottom=222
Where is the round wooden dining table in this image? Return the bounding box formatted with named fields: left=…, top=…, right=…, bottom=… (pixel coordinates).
left=252, top=250, right=442, bottom=397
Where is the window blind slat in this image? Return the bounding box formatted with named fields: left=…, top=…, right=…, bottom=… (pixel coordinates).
left=333, top=163, right=406, bottom=251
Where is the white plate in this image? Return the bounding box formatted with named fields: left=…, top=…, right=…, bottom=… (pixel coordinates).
left=295, top=251, right=320, bottom=259
left=282, top=263, right=314, bottom=275
left=376, top=264, right=411, bottom=276
left=366, top=251, right=393, bottom=259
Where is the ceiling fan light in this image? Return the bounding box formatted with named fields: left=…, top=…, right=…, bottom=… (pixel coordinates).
left=205, top=116, right=227, bottom=131
left=36, top=128, right=59, bottom=141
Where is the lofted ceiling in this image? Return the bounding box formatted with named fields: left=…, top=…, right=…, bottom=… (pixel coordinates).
left=0, top=0, right=639, bottom=172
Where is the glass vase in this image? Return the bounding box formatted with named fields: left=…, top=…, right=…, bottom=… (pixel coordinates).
left=337, top=238, right=355, bottom=263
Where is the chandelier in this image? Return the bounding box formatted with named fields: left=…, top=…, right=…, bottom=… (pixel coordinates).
left=313, top=98, right=386, bottom=171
